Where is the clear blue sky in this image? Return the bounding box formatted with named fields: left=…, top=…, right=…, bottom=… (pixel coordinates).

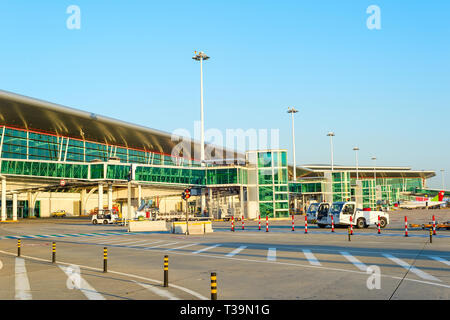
left=0, top=1, right=449, bottom=189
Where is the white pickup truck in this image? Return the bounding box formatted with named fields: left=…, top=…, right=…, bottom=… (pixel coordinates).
left=317, top=201, right=389, bottom=229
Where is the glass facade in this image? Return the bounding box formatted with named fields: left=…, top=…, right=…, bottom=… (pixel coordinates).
left=0, top=125, right=431, bottom=215
left=256, top=151, right=289, bottom=218
left=0, top=127, right=192, bottom=167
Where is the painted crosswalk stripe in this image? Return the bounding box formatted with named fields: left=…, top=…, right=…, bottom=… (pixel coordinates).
left=267, top=248, right=276, bottom=261
left=340, top=251, right=368, bottom=271
left=302, top=249, right=321, bottom=266
left=225, top=246, right=247, bottom=257
left=77, top=236, right=124, bottom=242
left=383, top=254, right=441, bottom=282
left=59, top=265, right=106, bottom=300
left=146, top=242, right=180, bottom=249
left=15, top=258, right=32, bottom=300
left=165, top=243, right=200, bottom=252
left=115, top=240, right=153, bottom=246
left=103, top=238, right=139, bottom=244
left=429, top=256, right=450, bottom=266
left=192, top=244, right=221, bottom=254
left=131, top=240, right=164, bottom=247
left=133, top=280, right=179, bottom=300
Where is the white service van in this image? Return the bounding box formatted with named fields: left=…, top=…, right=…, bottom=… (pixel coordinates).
left=307, top=202, right=330, bottom=225
left=317, top=201, right=389, bottom=229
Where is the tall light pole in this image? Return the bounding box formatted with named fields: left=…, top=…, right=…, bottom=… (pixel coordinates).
left=192, top=51, right=210, bottom=167
left=327, top=132, right=335, bottom=171
left=353, top=147, right=360, bottom=180
left=441, top=169, right=445, bottom=190
left=193, top=51, right=210, bottom=217
left=287, top=107, right=299, bottom=181
left=287, top=107, right=299, bottom=214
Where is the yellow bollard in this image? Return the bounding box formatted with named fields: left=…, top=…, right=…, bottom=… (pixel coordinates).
left=103, top=247, right=108, bottom=273
left=211, top=272, right=217, bottom=300
left=52, top=242, right=56, bottom=263
left=164, top=255, right=169, bottom=287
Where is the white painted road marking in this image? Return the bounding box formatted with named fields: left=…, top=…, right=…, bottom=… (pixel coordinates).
left=192, top=244, right=221, bottom=254
left=341, top=251, right=368, bottom=272
left=225, top=246, right=247, bottom=257
left=15, top=258, right=32, bottom=300
left=429, top=256, right=450, bottom=266
left=383, top=254, right=441, bottom=282
left=267, top=248, right=276, bottom=261
left=133, top=280, right=179, bottom=300
left=146, top=242, right=180, bottom=249
left=166, top=243, right=200, bottom=252
left=112, top=240, right=151, bottom=246
left=59, top=265, right=106, bottom=300
left=302, top=249, right=321, bottom=266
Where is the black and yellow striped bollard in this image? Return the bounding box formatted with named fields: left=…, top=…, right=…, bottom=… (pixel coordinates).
left=429, top=228, right=433, bottom=244
left=17, top=239, right=21, bottom=257
left=164, top=255, right=169, bottom=287
left=348, top=227, right=351, bottom=242
left=103, top=247, right=108, bottom=273
left=211, top=272, right=217, bottom=300
left=52, top=242, right=56, bottom=263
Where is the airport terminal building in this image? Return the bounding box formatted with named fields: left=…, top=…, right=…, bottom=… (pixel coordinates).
left=0, top=90, right=439, bottom=221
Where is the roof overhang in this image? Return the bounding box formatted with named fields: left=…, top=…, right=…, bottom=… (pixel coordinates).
left=0, top=90, right=245, bottom=162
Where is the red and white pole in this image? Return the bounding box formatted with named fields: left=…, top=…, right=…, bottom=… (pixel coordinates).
left=266, top=215, right=269, bottom=232
left=432, top=215, right=436, bottom=235
left=404, top=216, right=408, bottom=237
left=258, top=215, right=261, bottom=231
left=304, top=215, right=308, bottom=234
left=377, top=215, right=381, bottom=234
left=242, top=215, right=245, bottom=230
left=231, top=216, right=235, bottom=232
left=292, top=215, right=295, bottom=232
left=331, top=215, right=335, bottom=233
left=350, top=216, right=353, bottom=235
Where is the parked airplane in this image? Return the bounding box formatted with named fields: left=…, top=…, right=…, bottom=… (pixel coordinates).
left=399, top=191, right=446, bottom=209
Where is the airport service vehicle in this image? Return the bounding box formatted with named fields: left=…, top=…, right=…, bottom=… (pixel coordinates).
left=306, top=202, right=330, bottom=224
left=399, top=191, right=446, bottom=209
left=51, top=210, right=67, bottom=218
left=317, top=201, right=389, bottom=229
left=92, top=209, right=119, bottom=225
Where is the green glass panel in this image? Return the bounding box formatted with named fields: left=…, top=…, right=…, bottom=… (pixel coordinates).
left=258, top=152, right=272, bottom=167
left=90, top=164, right=104, bottom=179
left=275, top=193, right=288, bottom=201
left=259, top=202, right=274, bottom=218
left=259, top=186, right=273, bottom=201
left=258, top=168, right=273, bottom=185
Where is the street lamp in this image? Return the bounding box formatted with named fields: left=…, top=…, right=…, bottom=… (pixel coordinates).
left=287, top=107, right=299, bottom=181
left=327, top=132, right=335, bottom=171
left=193, top=50, right=210, bottom=217
left=353, top=147, right=360, bottom=180
left=192, top=51, right=210, bottom=167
